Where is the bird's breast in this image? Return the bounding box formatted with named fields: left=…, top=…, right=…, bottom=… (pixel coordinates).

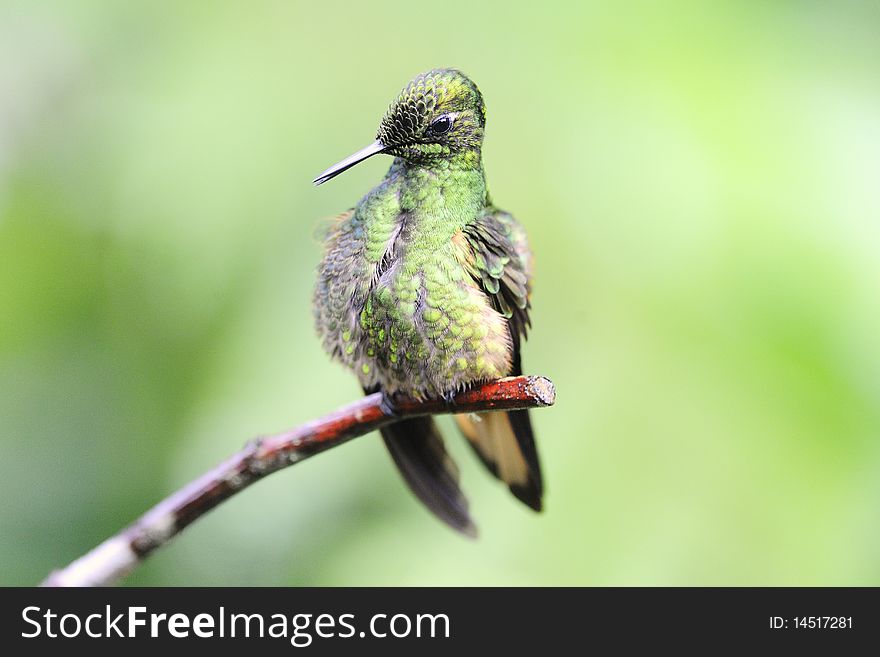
left=315, top=167, right=507, bottom=396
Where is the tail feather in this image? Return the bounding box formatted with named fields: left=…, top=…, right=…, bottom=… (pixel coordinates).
left=455, top=409, right=543, bottom=511
left=380, top=416, right=477, bottom=537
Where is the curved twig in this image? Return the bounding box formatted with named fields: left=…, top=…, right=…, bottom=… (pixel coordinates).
left=41, top=375, right=556, bottom=587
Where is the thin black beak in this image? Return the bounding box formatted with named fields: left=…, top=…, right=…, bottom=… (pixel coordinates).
left=313, top=140, right=386, bottom=186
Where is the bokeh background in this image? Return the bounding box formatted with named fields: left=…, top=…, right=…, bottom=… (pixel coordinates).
left=2, top=0, right=879, bottom=586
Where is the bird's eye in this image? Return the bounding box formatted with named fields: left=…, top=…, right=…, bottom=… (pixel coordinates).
left=430, top=115, right=453, bottom=135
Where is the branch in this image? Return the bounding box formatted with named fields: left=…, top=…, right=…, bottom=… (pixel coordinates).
left=41, top=375, right=556, bottom=587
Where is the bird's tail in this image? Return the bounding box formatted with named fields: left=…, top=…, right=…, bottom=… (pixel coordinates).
left=454, top=408, right=543, bottom=511
left=380, top=416, right=477, bottom=536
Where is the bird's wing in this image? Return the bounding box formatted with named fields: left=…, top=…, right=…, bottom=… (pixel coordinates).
left=459, top=208, right=532, bottom=349
left=454, top=208, right=543, bottom=510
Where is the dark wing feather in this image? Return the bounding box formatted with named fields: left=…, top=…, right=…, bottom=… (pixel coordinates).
left=461, top=211, right=532, bottom=347
left=457, top=209, right=544, bottom=510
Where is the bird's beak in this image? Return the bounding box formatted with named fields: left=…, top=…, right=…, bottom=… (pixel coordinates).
left=313, top=140, right=387, bottom=186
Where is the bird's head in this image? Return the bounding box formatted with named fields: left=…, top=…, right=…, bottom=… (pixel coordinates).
left=314, top=68, right=486, bottom=185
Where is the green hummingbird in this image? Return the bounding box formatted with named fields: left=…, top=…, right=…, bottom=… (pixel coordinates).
left=312, top=68, right=542, bottom=535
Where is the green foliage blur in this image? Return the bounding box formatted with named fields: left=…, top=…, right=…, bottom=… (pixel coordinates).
left=1, top=0, right=879, bottom=586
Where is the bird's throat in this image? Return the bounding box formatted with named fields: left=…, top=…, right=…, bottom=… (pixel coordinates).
left=394, top=156, right=487, bottom=237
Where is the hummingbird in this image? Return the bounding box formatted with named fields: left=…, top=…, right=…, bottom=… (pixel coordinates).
left=312, top=68, right=542, bottom=535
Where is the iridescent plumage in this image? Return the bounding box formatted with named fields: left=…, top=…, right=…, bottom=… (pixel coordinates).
left=313, top=69, right=543, bottom=534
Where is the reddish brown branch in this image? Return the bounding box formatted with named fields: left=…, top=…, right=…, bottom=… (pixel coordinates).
left=41, top=375, right=556, bottom=587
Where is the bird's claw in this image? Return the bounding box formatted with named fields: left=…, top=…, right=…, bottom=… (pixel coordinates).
left=379, top=392, right=400, bottom=417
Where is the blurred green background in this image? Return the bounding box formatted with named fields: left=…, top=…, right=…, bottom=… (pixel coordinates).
left=1, top=0, right=879, bottom=586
